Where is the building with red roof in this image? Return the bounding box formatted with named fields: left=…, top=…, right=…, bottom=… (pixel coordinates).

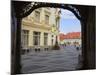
left=59, top=32, right=81, bottom=45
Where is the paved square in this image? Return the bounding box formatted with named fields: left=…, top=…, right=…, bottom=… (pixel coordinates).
left=21, top=46, right=82, bottom=73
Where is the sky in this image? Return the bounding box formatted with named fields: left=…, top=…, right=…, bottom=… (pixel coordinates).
left=59, top=9, right=81, bottom=34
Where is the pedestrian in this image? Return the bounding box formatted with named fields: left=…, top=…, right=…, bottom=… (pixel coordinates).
left=76, top=46, right=79, bottom=50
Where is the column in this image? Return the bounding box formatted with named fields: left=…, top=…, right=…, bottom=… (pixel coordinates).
left=48, top=33, right=51, bottom=46
left=28, top=30, right=33, bottom=47
left=40, top=32, right=44, bottom=46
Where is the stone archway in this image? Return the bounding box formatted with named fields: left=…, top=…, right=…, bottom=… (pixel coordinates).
left=11, top=1, right=96, bottom=74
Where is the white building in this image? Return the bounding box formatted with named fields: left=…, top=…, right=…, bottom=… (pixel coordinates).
left=21, top=7, right=60, bottom=53
left=59, top=32, right=81, bottom=46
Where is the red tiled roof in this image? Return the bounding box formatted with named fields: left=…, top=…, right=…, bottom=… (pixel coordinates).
left=59, top=32, right=81, bottom=40
left=59, top=33, right=66, bottom=41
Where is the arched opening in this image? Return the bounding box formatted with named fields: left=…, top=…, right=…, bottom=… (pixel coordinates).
left=11, top=1, right=96, bottom=74
left=20, top=7, right=82, bottom=73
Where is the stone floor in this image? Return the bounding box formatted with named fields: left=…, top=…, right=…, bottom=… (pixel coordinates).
left=21, top=45, right=82, bottom=74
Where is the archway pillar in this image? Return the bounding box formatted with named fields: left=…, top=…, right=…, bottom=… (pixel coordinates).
left=80, top=6, right=96, bottom=69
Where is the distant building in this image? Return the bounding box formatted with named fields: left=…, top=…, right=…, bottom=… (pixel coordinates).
left=59, top=32, right=81, bottom=46
left=21, top=8, right=60, bottom=52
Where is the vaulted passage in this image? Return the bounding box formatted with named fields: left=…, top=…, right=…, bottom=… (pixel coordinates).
left=11, top=1, right=96, bottom=74
left=20, top=7, right=82, bottom=73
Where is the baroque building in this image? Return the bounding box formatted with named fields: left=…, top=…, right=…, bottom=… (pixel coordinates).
left=21, top=7, right=60, bottom=52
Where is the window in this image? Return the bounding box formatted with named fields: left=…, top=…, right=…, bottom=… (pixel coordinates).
left=33, top=32, right=41, bottom=45
left=35, top=11, right=40, bottom=22
left=21, top=30, right=29, bottom=48
left=45, top=15, right=49, bottom=24
left=44, top=33, right=48, bottom=45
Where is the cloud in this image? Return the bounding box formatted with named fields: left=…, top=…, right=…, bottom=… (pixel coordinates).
left=60, top=9, right=77, bottom=19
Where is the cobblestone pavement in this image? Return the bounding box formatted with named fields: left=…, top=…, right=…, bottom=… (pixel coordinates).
left=21, top=46, right=82, bottom=74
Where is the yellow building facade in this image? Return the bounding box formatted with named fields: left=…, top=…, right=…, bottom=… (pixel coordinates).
left=21, top=8, right=60, bottom=51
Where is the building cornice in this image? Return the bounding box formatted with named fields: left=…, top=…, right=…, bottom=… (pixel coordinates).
left=22, top=20, right=52, bottom=31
